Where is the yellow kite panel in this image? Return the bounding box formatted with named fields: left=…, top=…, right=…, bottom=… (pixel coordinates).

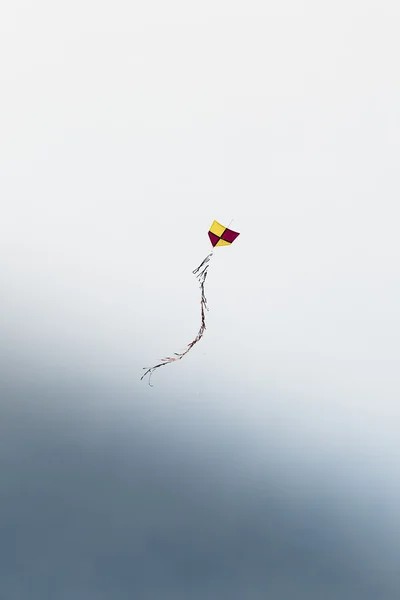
left=209, top=220, right=226, bottom=237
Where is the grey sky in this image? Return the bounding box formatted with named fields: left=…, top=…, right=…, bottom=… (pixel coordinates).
left=1, top=385, right=399, bottom=599
left=1, top=1, right=400, bottom=597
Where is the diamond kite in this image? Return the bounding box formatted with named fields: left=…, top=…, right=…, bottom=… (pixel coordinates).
left=208, top=220, right=240, bottom=247
left=141, top=220, right=240, bottom=385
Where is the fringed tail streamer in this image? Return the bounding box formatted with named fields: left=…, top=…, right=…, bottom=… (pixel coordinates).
left=141, top=251, right=214, bottom=386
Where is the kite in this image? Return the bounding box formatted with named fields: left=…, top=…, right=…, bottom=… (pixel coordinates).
left=141, top=220, right=240, bottom=385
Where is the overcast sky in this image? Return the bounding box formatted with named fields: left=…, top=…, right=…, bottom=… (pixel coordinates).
left=1, top=1, right=400, bottom=598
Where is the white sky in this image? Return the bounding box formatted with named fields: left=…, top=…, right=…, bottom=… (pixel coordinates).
left=1, top=1, right=400, bottom=492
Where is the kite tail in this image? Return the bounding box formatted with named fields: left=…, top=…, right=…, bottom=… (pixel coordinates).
left=141, top=251, right=214, bottom=386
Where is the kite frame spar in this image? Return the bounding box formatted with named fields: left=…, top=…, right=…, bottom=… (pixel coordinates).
left=141, top=220, right=239, bottom=386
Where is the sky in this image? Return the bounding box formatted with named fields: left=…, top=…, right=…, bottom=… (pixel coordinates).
left=1, top=1, right=400, bottom=598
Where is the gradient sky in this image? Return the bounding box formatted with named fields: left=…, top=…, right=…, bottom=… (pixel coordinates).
left=1, top=1, right=400, bottom=598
